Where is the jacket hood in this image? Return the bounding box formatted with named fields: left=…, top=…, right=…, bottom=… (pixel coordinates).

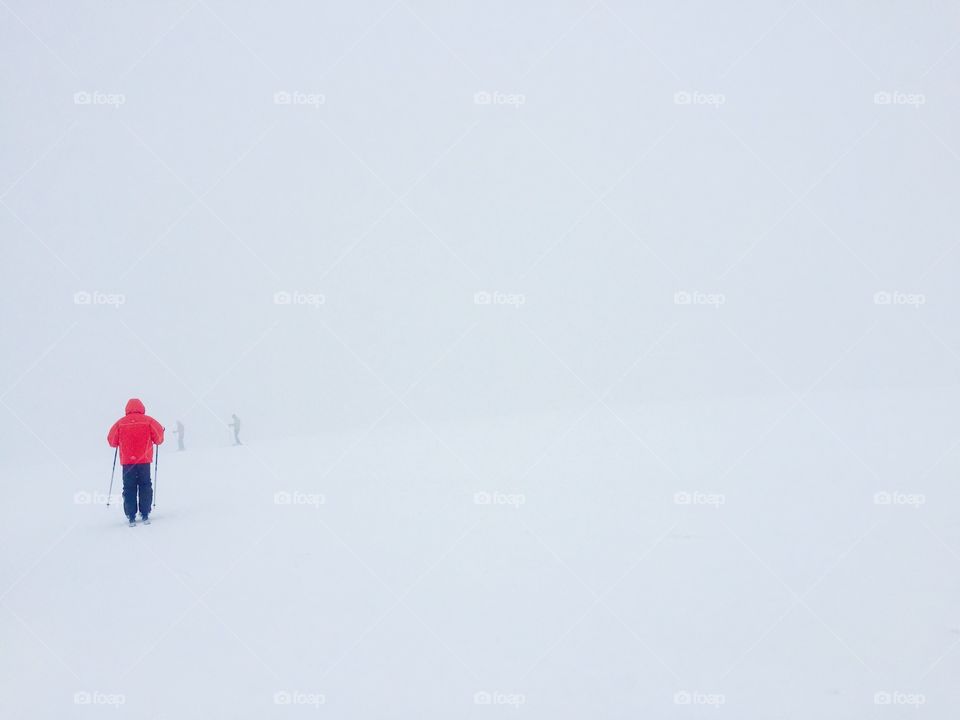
left=125, top=398, right=145, bottom=415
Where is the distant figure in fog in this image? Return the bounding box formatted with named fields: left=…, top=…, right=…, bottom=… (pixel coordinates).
left=173, top=420, right=185, bottom=451
left=229, top=414, right=242, bottom=445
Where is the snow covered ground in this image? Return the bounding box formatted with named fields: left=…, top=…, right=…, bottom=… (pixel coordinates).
left=3, top=387, right=960, bottom=718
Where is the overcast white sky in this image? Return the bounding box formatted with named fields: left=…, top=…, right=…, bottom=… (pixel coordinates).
left=1, top=1, right=958, bottom=467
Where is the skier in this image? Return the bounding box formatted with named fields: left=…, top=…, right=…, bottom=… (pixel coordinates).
left=107, top=398, right=164, bottom=526
left=228, top=413, right=242, bottom=445
left=173, top=420, right=185, bottom=451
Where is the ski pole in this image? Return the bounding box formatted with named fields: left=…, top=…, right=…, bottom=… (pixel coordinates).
left=153, top=443, right=159, bottom=509
left=106, top=447, right=118, bottom=507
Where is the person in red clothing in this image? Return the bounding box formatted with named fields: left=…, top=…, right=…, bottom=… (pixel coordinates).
left=108, top=398, right=164, bottom=525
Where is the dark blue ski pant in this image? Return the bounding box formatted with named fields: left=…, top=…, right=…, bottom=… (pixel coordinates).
left=122, top=463, right=153, bottom=519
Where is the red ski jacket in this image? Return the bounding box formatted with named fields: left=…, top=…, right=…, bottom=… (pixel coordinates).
left=107, top=398, right=164, bottom=465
